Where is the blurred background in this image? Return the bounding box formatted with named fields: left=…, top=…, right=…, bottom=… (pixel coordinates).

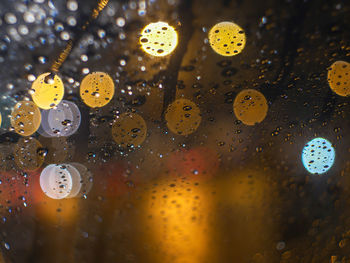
left=0, top=0, right=350, bottom=262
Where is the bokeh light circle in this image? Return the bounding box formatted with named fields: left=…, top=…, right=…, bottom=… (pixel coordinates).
left=327, top=60, right=350, bottom=97
left=10, top=101, right=41, bottom=136
left=233, top=89, right=268, bottom=126
left=65, top=163, right=82, bottom=198
left=139, top=21, right=178, bottom=57
left=165, top=98, right=201, bottom=135
left=40, top=164, right=73, bottom=199
left=31, top=73, right=64, bottom=109
left=71, top=162, right=93, bottom=196
left=208, top=21, right=246, bottom=56
left=111, top=112, right=147, bottom=148
left=301, top=137, right=335, bottom=175
left=14, top=137, right=45, bottom=171
left=80, top=72, right=115, bottom=108
left=40, top=100, right=81, bottom=137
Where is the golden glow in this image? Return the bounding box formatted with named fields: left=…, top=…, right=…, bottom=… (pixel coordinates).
left=233, top=89, right=268, bottom=125
left=0, top=111, right=1, bottom=127
left=327, top=60, right=350, bottom=97
left=111, top=112, right=147, bottom=147
left=208, top=21, right=246, bottom=56
left=36, top=198, right=79, bottom=224
left=216, top=169, right=275, bottom=261
left=165, top=98, right=201, bottom=135
left=80, top=72, right=115, bottom=108
left=14, top=137, right=44, bottom=171
left=31, top=73, right=64, bottom=109
left=11, top=101, right=41, bottom=136
left=140, top=21, right=178, bottom=57
left=144, top=179, right=211, bottom=263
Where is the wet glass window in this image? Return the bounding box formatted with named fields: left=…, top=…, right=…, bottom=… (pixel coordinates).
left=0, top=0, right=350, bottom=262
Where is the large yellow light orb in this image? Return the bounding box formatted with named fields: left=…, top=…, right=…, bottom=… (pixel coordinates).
left=233, top=89, right=268, bottom=126
left=208, top=21, right=246, bottom=56
left=14, top=137, right=45, bottom=171
left=11, top=101, right=41, bottom=136
left=31, top=73, right=64, bottom=109
left=111, top=112, right=147, bottom=148
left=327, top=60, right=350, bottom=97
left=80, top=72, right=115, bottom=108
left=139, top=21, right=178, bottom=57
left=165, top=98, right=201, bottom=135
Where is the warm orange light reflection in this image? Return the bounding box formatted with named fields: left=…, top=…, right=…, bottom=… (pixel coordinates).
left=327, top=60, right=350, bottom=97
left=165, top=98, right=201, bottom=135
left=111, top=112, right=147, bottom=148
left=143, top=179, right=211, bottom=263
left=10, top=101, right=41, bottom=136
left=233, top=89, right=268, bottom=125
left=80, top=72, right=115, bottom=108
left=14, top=137, right=44, bottom=171
left=216, top=168, right=276, bottom=262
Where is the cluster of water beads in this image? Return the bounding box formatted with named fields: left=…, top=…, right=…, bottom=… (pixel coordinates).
left=1, top=0, right=346, bottom=197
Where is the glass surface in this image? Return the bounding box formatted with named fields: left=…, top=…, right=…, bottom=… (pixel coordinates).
left=0, top=0, right=350, bottom=262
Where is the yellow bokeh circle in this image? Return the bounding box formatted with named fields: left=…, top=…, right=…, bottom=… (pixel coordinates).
left=14, top=137, right=45, bottom=171
left=327, top=60, right=350, bottom=97
left=80, top=72, right=115, bottom=108
left=208, top=21, right=246, bottom=56
left=140, top=21, right=178, bottom=57
left=0, top=112, right=2, bottom=127
left=165, top=98, right=201, bottom=135
left=233, top=89, right=268, bottom=126
left=111, top=112, right=147, bottom=148
left=11, top=101, right=41, bottom=136
left=31, top=73, right=64, bottom=109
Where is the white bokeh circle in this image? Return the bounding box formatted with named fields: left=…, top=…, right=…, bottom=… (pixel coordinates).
left=40, top=164, right=73, bottom=199
left=65, top=163, right=82, bottom=198
left=71, top=162, right=93, bottom=197
left=301, top=137, right=335, bottom=175
left=39, top=100, right=81, bottom=137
